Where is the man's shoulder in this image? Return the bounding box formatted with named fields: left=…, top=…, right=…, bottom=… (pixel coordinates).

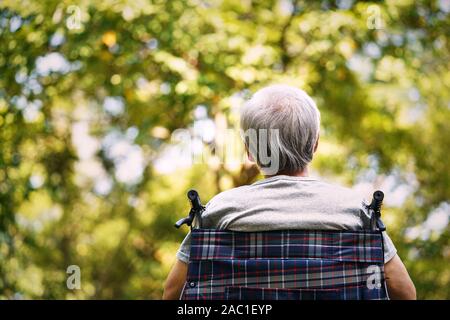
left=312, top=179, right=368, bottom=206
left=206, top=184, right=252, bottom=207
left=200, top=185, right=252, bottom=226
left=313, top=179, right=360, bottom=194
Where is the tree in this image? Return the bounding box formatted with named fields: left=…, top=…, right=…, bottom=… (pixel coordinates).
left=0, top=0, right=448, bottom=299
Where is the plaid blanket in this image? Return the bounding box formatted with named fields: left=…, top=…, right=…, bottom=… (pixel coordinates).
left=181, top=229, right=388, bottom=300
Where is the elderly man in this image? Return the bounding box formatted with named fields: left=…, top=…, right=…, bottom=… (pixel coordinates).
left=163, top=85, right=416, bottom=300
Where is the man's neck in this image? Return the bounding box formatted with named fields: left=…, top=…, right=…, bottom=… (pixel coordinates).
left=265, top=167, right=309, bottom=179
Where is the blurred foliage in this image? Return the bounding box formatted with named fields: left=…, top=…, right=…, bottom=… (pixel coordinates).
left=0, top=0, right=449, bottom=299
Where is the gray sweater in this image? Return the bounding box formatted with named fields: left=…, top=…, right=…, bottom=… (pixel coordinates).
left=177, top=175, right=397, bottom=263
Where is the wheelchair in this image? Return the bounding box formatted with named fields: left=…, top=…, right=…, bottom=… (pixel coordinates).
left=175, top=189, right=388, bottom=300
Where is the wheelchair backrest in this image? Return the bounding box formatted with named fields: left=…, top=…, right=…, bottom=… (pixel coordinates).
left=181, top=228, right=388, bottom=300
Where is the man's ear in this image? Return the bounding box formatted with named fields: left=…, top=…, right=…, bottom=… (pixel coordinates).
left=245, top=145, right=255, bottom=162
left=313, top=134, right=319, bottom=153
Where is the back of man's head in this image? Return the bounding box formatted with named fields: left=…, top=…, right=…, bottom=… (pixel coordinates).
left=240, top=84, right=321, bottom=175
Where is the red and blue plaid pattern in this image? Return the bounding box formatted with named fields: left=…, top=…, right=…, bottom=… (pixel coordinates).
left=181, top=229, right=388, bottom=300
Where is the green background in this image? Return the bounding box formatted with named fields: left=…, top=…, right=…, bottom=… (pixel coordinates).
left=0, top=0, right=449, bottom=299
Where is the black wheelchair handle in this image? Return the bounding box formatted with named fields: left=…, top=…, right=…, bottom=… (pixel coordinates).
left=174, top=189, right=205, bottom=229
left=369, top=190, right=386, bottom=232
left=370, top=190, right=384, bottom=214
left=188, top=189, right=203, bottom=212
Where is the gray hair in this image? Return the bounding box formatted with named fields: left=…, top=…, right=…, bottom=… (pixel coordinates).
left=240, top=84, right=321, bottom=175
